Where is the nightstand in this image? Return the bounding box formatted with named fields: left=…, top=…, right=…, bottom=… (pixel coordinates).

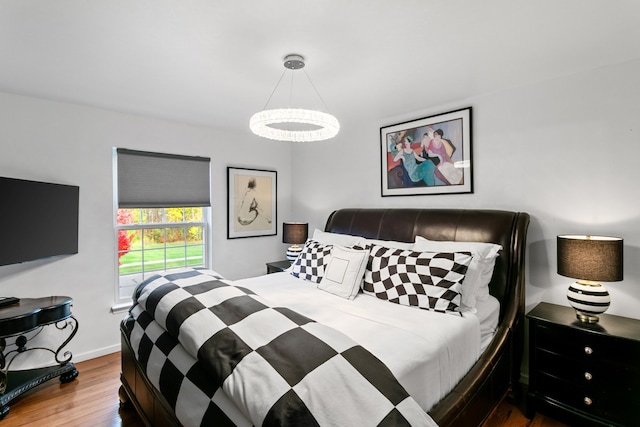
left=266, top=260, right=291, bottom=274
left=527, top=302, right=640, bottom=426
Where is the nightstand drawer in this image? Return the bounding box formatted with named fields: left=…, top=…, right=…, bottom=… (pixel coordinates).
left=536, top=323, right=640, bottom=368
left=536, top=349, right=639, bottom=399
left=537, top=372, right=636, bottom=425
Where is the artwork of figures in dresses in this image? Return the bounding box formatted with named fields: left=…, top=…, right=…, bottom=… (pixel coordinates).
left=386, top=118, right=464, bottom=189
left=234, top=175, right=273, bottom=232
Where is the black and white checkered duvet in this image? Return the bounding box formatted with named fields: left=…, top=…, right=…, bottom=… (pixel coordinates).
left=126, top=268, right=437, bottom=427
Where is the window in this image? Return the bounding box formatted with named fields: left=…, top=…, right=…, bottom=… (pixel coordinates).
left=116, top=207, right=207, bottom=300
left=114, top=149, right=211, bottom=303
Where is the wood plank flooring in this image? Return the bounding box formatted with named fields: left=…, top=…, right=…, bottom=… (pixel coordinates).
left=1, top=352, right=567, bottom=427
left=1, top=352, right=143, bottom=427
left=482, top=400, right=568, bottom=427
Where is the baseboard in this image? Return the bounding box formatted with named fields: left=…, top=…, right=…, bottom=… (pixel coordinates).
left=73, top=343, right=121, bottom=362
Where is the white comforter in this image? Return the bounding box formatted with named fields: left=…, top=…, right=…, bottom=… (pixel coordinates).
left=235, top=272, right=481, bottom=412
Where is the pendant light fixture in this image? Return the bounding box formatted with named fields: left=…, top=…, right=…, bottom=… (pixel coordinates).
left=250, top=54, right=340, bottom=142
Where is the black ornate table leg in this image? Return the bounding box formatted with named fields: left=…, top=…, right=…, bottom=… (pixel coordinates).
left=0, top=404, right=8, bottom=420
left=54, top=315, right=78, bottom=365
left=0, top=338, right=6, bottom=396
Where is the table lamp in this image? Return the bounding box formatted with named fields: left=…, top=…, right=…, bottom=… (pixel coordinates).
left=283, top=222, right=308, bottom=262
left=557, top=234, right=623, bottom=323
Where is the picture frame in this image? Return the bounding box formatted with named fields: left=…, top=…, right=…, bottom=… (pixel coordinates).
left=227, top=167, right=277, bottom=239
left=380, top=107, right=472, bottom=196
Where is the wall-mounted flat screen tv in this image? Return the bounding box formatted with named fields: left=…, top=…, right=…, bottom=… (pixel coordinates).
left=0, top=177, right=79, bottom=267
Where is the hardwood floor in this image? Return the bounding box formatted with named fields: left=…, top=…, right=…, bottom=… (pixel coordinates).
left=1, top=352, right=567, bottom=427
left=482, top=399, right=568, bottom=427
left=1, top=352, right=143, bottom=427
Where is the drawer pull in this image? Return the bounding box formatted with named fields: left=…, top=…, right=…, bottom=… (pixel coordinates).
left=584, top=372, right=593, bottom=381
left=584, top=396, right=593, bottom=406
left=584, top=346, right=593, bottom=355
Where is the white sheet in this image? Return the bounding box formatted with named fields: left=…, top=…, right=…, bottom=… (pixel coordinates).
left=475, top=294, right=500, bottom=351
left=234, top=272, right=482, bottom=412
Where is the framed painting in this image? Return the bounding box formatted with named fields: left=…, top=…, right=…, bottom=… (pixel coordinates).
left=227, top=167, right=277, bottom=239
left=380, top=107, right=472, bottom=196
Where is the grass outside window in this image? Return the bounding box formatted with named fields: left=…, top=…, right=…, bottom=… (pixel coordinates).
left=118, top=241, right=204, bottom=275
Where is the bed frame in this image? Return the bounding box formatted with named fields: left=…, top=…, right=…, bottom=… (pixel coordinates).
left=120, top=208, right=530, bottom=427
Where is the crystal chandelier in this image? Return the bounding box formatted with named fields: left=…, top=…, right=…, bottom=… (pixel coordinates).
left=250, top=54, right=340, bottom=142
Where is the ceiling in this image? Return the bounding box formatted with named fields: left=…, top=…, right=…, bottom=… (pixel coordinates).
left=1, top=0, right=639, bottom=135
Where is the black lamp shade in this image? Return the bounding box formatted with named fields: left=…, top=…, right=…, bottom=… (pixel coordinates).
left=557, top=235, right=623, bottom=282
left=283, top=222, right=308, bottom=245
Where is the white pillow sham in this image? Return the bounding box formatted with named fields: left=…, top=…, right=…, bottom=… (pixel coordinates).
left=363, top=238, right=414, bottom=250
left=413, top=236, right=502, bottom=311
left=318, top=245, right=369, bottom=299
left=312, top=229, right=365, bottom=247
left=311, top=229, right=414, bottom=250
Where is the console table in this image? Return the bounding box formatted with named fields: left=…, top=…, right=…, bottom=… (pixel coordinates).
left=0, top=297, right=79, bottom=419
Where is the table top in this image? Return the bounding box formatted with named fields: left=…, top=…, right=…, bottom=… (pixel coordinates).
left=527, top=302, right=640, bottom=342
left=0, top=296, right=73, bottom=338
left=267, top=260, right=291, bottom=267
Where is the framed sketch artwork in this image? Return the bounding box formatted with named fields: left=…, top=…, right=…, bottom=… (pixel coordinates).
left=380, top=107, right=472, bottom=196
left=227, top=167, right=277, bottom=239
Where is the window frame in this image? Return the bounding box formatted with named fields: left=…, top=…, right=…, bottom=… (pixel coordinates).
left=113, top=207, right=210, bottom=306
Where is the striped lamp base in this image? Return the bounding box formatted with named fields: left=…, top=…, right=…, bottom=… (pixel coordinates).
left=286, top=245, right=302, bottom=262
left=567, top=281, right=610, bottom=323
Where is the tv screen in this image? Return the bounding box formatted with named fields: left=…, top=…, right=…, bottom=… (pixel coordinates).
left=0, top=177, right=79, bottom=267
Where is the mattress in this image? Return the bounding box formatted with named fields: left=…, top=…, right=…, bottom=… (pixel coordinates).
left=234, top=271, right=485, bottom=411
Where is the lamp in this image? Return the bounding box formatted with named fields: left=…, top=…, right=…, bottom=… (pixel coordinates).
left=250, top=54, right=340, bottom=142
left=283, top=222, right=308, bottom=262
left=557, top=235, right=623, bottom=323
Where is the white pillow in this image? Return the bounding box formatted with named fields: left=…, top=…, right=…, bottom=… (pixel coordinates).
left=318, top=245, right=369, bottom=299
left=363, top=238, right=414, bottom=250
left=413, top=236, right=502, bottom=311
left=312, top=229, right=365, bottom=247
left=312, top=229, right=413, bottom=251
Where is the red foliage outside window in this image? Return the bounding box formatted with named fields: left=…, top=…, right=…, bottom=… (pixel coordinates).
left=117, top=210, right=134, bottom=265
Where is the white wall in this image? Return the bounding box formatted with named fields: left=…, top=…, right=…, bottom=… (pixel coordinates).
left=292, top=58, right=640, bottom=320
left=0, top=92, right=292, bottom=364
left=2, top=57, right=638, bottom=370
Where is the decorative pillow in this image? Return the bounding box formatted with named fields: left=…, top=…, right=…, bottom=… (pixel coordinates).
left=289, top=240, right=333, bottom=283
left=318, top=245, right=369, bottom=300
left=363, top=245, right=472, bottom=313
left=312, top=229, right=365, bottom=247
left=413, top=236, right=502, bottom=311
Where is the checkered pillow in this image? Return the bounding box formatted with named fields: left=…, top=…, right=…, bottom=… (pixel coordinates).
left=290, top=240, right=333, bottom=283
left=362, top=245, right=473, bottom=313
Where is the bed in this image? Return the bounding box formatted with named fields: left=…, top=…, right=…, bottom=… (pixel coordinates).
left=119, top=208, right=530, bottom=427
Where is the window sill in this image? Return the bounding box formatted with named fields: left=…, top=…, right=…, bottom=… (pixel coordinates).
left=111, top=301, right=132, bottom=314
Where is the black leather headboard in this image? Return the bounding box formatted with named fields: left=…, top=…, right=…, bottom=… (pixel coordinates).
left=325, top=208, right=530, bottom=322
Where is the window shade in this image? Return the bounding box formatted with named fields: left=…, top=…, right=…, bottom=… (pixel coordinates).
left=117, top=148, right=210, bottom=208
